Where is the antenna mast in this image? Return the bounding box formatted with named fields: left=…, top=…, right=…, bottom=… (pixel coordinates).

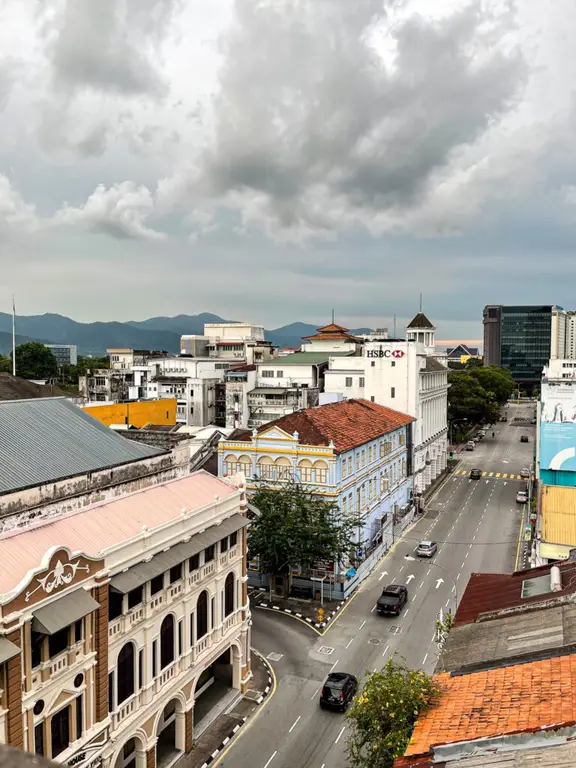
left=11, top=295, right=16, bottom=376
left=393, top=314, right=397, bottom=338
left=419, top=293, right=423, bottom=313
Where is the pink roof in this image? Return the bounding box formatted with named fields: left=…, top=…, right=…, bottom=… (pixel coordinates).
left=0, top=471, right=238, bottom=596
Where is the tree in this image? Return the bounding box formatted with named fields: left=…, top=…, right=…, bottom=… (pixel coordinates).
left=248, top=481, right=360, bottom=596
left=448, top=371, right=496, bottom=425
left=11, top=342, right=58, bottom=380
left=346, top=658, right=442, bottom=768
left=468, top=365, right=515, bottom=405
left=0, top=355, right=11, bottom=373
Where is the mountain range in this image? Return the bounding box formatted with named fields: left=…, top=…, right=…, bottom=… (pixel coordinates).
left=0, top=313, right=372, bottom=356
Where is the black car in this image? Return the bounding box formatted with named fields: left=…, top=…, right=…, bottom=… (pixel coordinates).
left=520, top=435, right=529, bottom=443
left=319, top=672, right=358, bottom=711
left=469, top=468, right=482, bottom=480
left=377, top=585, right=408, bottom=616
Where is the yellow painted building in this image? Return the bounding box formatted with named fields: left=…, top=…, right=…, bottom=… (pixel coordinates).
left=539, top=484, right=576, bottom=561
left=82, top=399, right=177, bottom=428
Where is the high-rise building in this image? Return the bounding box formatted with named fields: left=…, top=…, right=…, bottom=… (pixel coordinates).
left=483, top=305, right=557, bottom=387
left=551, top=308, right=576, bottom=360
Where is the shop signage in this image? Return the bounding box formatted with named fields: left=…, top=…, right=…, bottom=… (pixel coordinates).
left=366, top=349, right=405, bottom=359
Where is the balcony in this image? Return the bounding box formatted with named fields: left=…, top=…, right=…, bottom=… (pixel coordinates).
left=111, top=691, right=139, bottom=730
left=30, top=641, right=85, bottom=687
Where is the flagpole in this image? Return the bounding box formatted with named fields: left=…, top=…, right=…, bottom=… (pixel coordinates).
left=12, top=295, right=16, bottom=376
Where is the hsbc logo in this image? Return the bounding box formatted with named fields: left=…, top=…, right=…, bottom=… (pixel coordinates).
left=366, top=349, right=405, bottom=359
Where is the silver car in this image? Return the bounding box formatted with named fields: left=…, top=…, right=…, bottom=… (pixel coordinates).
left=416, top=541, right=438, bottom=558
left=520, top=467, right=530, bottom=479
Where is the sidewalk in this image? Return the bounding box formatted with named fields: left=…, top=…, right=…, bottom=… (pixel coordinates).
left=249, top=587, right=342, bottom=629
left=182, top=651, right=273, bottom=768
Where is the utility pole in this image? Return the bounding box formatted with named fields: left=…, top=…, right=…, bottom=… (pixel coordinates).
left=11, top=295, right=16, bottom=376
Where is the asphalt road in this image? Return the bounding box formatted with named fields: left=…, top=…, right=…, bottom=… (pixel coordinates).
left=221, top=403, right=536, bottom=768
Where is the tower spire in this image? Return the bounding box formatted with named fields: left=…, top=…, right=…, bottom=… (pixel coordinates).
left=419, top=292, right=423, bottom=313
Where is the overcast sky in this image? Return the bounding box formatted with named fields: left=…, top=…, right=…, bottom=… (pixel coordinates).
left=0, top=0, right=574, bottom=338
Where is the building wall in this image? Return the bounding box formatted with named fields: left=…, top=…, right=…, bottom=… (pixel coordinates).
left=255, top=363, right=318, bottom=388
left=483, top=305, right=502, bottom=367
left=204, top=324, right=265, bottom=342
left=82, top=400, right=177, bottom=428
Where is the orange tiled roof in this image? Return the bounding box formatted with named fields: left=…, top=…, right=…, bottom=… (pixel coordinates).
left=302, top=322, right=362, bottom=342
left=405, top=653, right=576, bottom=758
left=255, top=399, right=414, bottom=453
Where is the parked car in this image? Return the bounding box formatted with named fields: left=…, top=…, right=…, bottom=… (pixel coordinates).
left=520, top=467, right=530, bottom=478
left=516, top=490, right=528, bottom=504
left=465, top=441, right=475, bottom=451
left=469, top=468, right=482, bottom=479
left=501, top=416, right=508, bottom=422
left=319, top=672, right=358, bottom=711
left=520, top=435, right=529, bottom=443
left=416, top=540, right=438, bottom=557
left=377, top=585, right=408, bottom=616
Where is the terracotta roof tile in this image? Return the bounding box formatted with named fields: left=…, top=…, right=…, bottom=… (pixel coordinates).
left=405, top=652, right=576, bottom=758
left=236, top=399, right=414, bottom=453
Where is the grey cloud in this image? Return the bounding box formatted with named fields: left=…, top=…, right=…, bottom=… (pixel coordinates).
left=182, top=0, right=527, bottom=240
left=45, top=0, right=181, bottom=97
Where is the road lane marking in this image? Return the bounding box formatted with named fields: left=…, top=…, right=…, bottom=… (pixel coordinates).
left=346, top=638, right=354, bottom=649
left=427, top=568, right=431, bottom=576
left=419, top=580, right=425, bottom=588
left=404, top=608, right=410, bottom=616
left=371, top=604, right=376, bottom=612
left=358, top=620, right=366, bottom=630
left=289, top=716, right=301, bottom=733
left=335, top=727, right=346, bottom=744
left=330, top=659, right=339, bottom=671
left=263, top=752, right=277, bottom=768
left=422, top=653, right=428, bottom=665
left=310, top=688, right=320, bottom=700
left=445, top=599, right=450, bottom=607
left=456, top=574, right=461, bottom=580
left=382, top=644, right=390, bottom=656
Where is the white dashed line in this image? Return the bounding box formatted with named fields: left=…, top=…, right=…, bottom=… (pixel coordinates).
left=330, top=659, right=339, bottom=672
left=346, top=638, right=354, bottom=649
left=289, top=716, right=301, bottom=733
left=382, top=644, right=390, bottom=657
left=422, top=653, right=428, bottom=665
left=335, top=727, right=346, bottom=745
left=263, top=752, right=277, bottom=768
left=358, top=620, right=366, bottom=630
left=445, top=598, right=450, bottom=607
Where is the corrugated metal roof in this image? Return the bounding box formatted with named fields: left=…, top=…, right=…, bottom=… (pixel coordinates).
left=542, top=485, right=576, bottom=546
left=258, top=352, right=353, bottom=366
left=0, top=397, right=164, bottom=495
left=0, top=470, right=240, bottom=596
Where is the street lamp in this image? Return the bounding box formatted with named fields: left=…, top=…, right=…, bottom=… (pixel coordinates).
left=404, top=555, right=458, bottom=610
left=448, top=418, right=467, bottom=447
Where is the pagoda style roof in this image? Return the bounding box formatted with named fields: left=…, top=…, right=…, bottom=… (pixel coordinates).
left=302, top=322, right=361, bottom=342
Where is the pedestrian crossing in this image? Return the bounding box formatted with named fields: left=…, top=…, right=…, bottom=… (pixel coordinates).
left=453, top=469, right=526, bottom=481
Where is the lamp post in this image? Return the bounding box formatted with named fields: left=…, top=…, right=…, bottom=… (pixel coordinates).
left=404, top=555, right=458, bottom=611
left=448, top=418, right=467, bottom=447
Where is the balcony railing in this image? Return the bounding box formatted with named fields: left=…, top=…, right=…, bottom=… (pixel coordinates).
left=108, top=549, right=242, bottom=640
left=30, top=641, right=85, bottom=687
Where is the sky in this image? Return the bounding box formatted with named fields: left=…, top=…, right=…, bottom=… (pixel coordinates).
left=0, top=0, right=575, bottom=339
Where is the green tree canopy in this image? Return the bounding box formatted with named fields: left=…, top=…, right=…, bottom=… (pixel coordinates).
left=248, top=481, right=360, bottom=593
left=0, top=355, right=11, bottom=373
left=468, top=365, right=515, bottom=405
left=448, top=371, right=497, bottom=425
left=346, top=658, right=442, bottom=768
left=11, top=342, right=58, bottom=380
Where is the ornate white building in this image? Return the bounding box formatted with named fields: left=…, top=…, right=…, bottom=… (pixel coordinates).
left=0, top=471, right=250, bottom=768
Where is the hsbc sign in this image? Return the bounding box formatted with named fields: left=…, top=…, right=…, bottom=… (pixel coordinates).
left=366, top=349, right=405, bottom=359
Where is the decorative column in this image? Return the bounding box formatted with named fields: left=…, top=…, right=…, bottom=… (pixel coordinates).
left=185, top=708, right=194, bottom=753
left=146, top=747, right=156, bottom=768
left=5, top=627, right=23, bottom=748
left=93, top=582, right=109, bottom=724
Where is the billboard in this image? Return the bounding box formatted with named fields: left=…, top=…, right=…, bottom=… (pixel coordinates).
left=540, top=381, right=576, bottom=471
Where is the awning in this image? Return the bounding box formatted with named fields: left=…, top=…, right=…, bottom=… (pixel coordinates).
left=249, top=388, right=286, bottom=395
left=0, top=636, right=19, bottom=664
left=32, top=589, right=100, bottom=635
left=110, top=514, right=250, bottom=594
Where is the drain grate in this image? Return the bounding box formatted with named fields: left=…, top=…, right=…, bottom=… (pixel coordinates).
left=245, top=690, right=263, bottom=701
left=318, top=646, right=335, bottom=655
left=368, top=638, right=381, bottom=645
left=267, top=652, right=283, bottom=662
left=389, top=626, right=402, bottom=635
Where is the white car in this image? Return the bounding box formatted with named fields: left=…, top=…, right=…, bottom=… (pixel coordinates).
left=516, top=490, right=528, bottom=504
left=520, top=467, right=530, bottom=479
left=465, top=441, right=475, bottom=451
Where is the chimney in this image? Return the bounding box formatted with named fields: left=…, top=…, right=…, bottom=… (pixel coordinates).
left=550, top=565, right=562, bottom=592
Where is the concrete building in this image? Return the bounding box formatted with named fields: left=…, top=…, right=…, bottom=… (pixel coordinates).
left=223, top=365, right=257, bottom=431
left=324, top=313, right=449, bottom=494
left=44, top=345, right=78, bottom=367
left=483, top=305, right=557, bottom=387
left=0, top=471, right=250, bottom=768
left=551, top=308, right=576, bottom=360
left=218, top=399, right=414, bottom=596
left=180, top=324, right=275, bottom=366
left=81, top=399, right=178, bottom=429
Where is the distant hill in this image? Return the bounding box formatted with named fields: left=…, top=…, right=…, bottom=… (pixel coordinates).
left=0, top=312, right=374, bottom=355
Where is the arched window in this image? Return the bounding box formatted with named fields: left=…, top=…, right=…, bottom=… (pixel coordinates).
left=117, top=642, right=135, bottom=705
left=275, top=457, right=291, bottom=481
left=196, top=591, right=209, bottom=640
left=160, top=615, right=175, bottom=669
left=298, top=459, right=312, bottom=483
left=238, top=455, right=252, bottom=476
left=224, top=454, right=238, bottom=475
left=257, top=456, right=275, bottom=480
left=224, top=573, right=235, bottom=617
left=314, top=460, right=328, bottom=484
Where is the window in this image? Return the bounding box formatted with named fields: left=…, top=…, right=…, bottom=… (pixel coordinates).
left=190, top=613, right=195, bottom=647
left=391, top=387, right=395, bottom=398
left=230, top=531, right=238, bottom=548
left=314, top=460, right=328, bottom=484
left=117, top=643, right=135, bottom=705
left=196, top=591, right=209, bottom=639
left=128, top=586, right=143, bottom=610
left=262, top=370, right=274, bottom=378
left=205, top=545, right=215, bottom=563
left=257, top=457, right=275, bottom=480
left=221, top=536, right=229, bottom=553
left=169, top=564, right=182, bottom=584
left=31, top=632, right=43, bottom=668
left=342, top=495, right=348, bottom=515
left=361, top=449, right=365, bottom=466
left=401, top=458, right=406, bottom=477
left=348, top=492, right=353, bottom=511
left=51, top=705, right=70, bottom=758
left=399, top=432, right=405, bottom=446
left=48, top=628, right=69, bottom=659
left=138, top=649, right=144, bottom=689
left=224, top=572, right=235, bottom=616
left=108, top=672, right=114, bottom=712
left=359, top=377, right=365, bottom=388
left=76, top=694, right=83, bottom=740
left=151, top=574, right=164, bottom=595
left=189, top=553, right=200, bottom=572
left=152, top=641, right=157, bottom=678
left=391, top=361, right=396, bottom=367
left=370, top=396, right=375, bottom=402
left=178, top=620, right=183, bottom=655
left=275, top=457, right=291, bottom=480
left=238, top=455, right=252, bottom=476
left=225, top=454, right=238, bottom=475
left=160, top=615, right=175, bottom=669
left=299, top=459, right=313, bottom=483
left=74, top=619, right=83, bottom=644
left=34, top=723, right=44, bottom=756
left=347, top=456, right=352, bottom=476
left=371, top=361, right=375, bottom=367
left=276, top=370, right=284, bottom=378
left=345, top=377, right=353, bottom=388
left=361, top=484, right=366, bottom=506
left=342, top=460, right=347, bottom=479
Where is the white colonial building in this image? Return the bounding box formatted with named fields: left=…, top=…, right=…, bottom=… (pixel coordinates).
left=324, top=313, right=449, bottom=494
left=0, top=471, right=250, bottom=768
